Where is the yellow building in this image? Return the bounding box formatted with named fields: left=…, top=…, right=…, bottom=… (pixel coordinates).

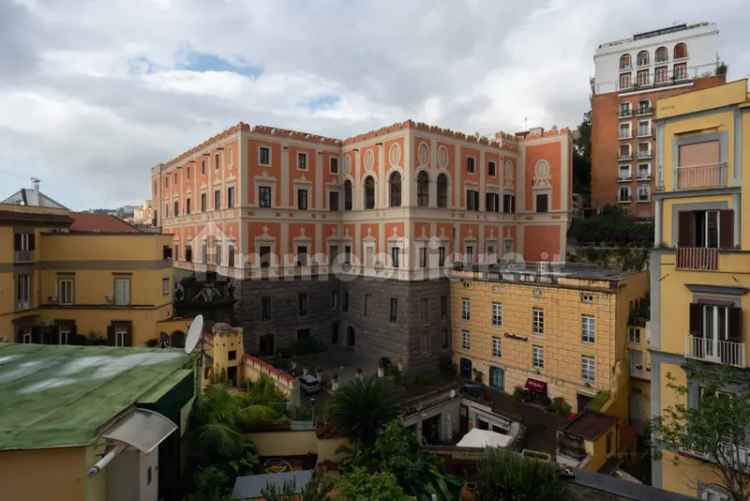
left=650, top=79, right=750, bottom=498
left=450, top=265, right=648, bottom=416
left=203, top=322, right=245, bottom=387
left=0, top=199, right=179, bottom=347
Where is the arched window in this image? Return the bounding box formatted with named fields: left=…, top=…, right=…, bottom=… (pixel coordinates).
left=619, top=54, right=631, bottom=70
left=389, top=172, right=402, bottom=207
left=437, top=173, right=448, bottom=208
left=673, top=42, right=687, bottom=59
left=655, top=46, right=668, bottom=63
left=637, top=50, right=649, bottom=66
left=347, top=326, right=355, bottom=346
left=364, top=176, right=375, bottom=209
left=417, top=171, right=429, bottom=207
left=344, top=180, right=353, bottom=211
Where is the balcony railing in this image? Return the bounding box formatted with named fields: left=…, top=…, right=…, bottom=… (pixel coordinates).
left=14, top=250, right=33, bottom=263
left=636, top=107, right=653, bottom=116
left=676, top=163, right=727, bottom=190
left=637, top=150, right=653, bottom=159
left=618, top=109, right=632, bottom=118
left=677, top=247, right=718, bottom=271
left=686, top=335, right=746, bottom=368
left=617, top=154, right=632, bottom=162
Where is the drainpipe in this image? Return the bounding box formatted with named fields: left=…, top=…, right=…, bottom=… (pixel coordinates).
left=87, top=443, right=127, bottom=477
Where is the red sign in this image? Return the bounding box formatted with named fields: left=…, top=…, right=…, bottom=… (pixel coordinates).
left=526, top=378, right=548, bottom=394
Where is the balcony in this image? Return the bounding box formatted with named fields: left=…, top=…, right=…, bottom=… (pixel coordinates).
left=676, top=163, right=727, bottom=190
left=617, top=153, right=632, bottom=162
left=677, top=247, right=719, bottom=271
left=618, top=133, right=632, bottom=140
left=685, top=335, right=746, bottom=368
left=14, top=250, right=33, bottom=263
left=637, top=129, right=653, bottom=138
left=618, top=109, right=632, bottom=118
left=637, top=150, right=653, bottom=160
left=636, top=107, right=653, bottom=116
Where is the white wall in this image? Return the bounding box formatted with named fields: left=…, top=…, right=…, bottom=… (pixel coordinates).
left=593, top=23, right=719, bottom=94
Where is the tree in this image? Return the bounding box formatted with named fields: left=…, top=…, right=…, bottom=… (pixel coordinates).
left=651, top=363, right=750, bottom=501
left=261, top=472, right=334, bottom=501
left=329, top=376, right=399, bottom=445
left=573, top=111, right=592, bottom=199
left=346, top=421, right=459, bottom=501
left=335, top=467, right=412, bottom=501
left=476, top=448, right=572, bottom=501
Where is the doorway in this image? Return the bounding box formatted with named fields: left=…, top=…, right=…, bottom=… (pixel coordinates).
left=259, top=333, right=275, bottom=356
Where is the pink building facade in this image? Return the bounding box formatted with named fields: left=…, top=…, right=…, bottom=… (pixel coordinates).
left=152, top=120, right=572, bottom=369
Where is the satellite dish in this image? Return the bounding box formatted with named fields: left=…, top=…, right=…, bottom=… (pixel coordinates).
left=184, top=315, right=204, bottom=354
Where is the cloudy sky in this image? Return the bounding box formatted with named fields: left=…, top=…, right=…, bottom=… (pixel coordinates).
left=2, top=0, right=748, bottom=210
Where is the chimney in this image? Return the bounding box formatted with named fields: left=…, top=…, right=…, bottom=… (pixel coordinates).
left=31, top=177, right=40, bottom=192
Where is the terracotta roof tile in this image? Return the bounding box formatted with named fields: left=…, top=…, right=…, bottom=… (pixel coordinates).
left=69, top=213, right=140, bottom=233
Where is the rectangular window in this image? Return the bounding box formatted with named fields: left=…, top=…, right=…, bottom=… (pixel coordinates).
left=462, top=330, right=471, bottom=350
left=185, top=245, right=193, bottom=262
left=637, top=163, right=650, bottom=179
left=638, top=120, right=650, bottom=137
left=655, top=65, right=668, bottom=84
left=390, top=297, right=398, bottom=322
left=582, top=355, right=596, bottom=384
left=201, top=193, right=207, bottom=212
left=113, top=277, right=131, bottom=306
left=638, top=184, right=650, bottom=202
left=214, top=244, right=222, bottom=265
left=186, top=197, right=191, bottom=214
left=440, top=295, right=448, bottom=320
left=488, top=161, right=496, bottom=176
left=619, top=72, right=632, bottom=90
left=619, top=102, right=631, bottom=117
left=173, top=200, right=179, bottom=217
left=532, top=345, right=544, bottom=369
left=466, top=190, right=479, bottom=211
left=228, top=350, right=237, bottom=361
left=419, top=247, right=427, bottom=268
left=580, top=292, right=593, bottom=304
left=214, top=190, right=221, bottom=210
left=329, top=191, right=339, bottom=211
left=57, top=278, right=74, bottom=305
left=261, top=296, right=271, bottom=320
left=618, top=186, right=631, bottom=202
left=636, top=69, right=649, bottom=86
left=296, top=245, right=308, bottom=267
left=330, top=157, right=338, bottom=174
left=421, top=298, right=429, bottom=322
left=298, top=293, right=308, bottom=316
left=503, top=194, right=516, bottom=214
left=343, top=290, right=349, bottom=312
left=438, top=246, right=446, bottom=267
left=492, top=302, right=503, bottom=327
left=298, top=152, right=307, bottom=170
left=162, top=277, right=170, bottom=296
left=228, top=244, right=235, bottom=267
left=619, top=122, right=631, bottom=139
left=259, top=246, right=271, bottom=268
left=259, top=186, right=272, bottom=208
left=466, top=157, right=475, bottom=173
left=462, top=298, right=471, bottom=321
left=200, top=159, right=206, bottom=175
left=259, top=146, right=270, bottom=165
left=582, top=315, right=596, bottom=343
left=344, top=245, right=352, bottom=265
left=532, top=308, right=544, bottom=335
left=535, top=193, right=549, bottom=213
left=390, top=246, right=400, bottom=268
left=629, top=327, right=640, bottom=344
left=297, top=189, right=308, bottom=210
left=674, top=62, right=687, bottom=81
left=619, top=164, right=631, bottom=179
left=492, top=336, right=502, bottom=357
left=227, top=187, right=235, bottom=208
left=485, top=192, right=500, bottom=212
left=114, top=325, right=129, bottom=347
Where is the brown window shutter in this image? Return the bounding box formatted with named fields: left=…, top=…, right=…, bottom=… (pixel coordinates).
left=29, top=233, right=35, bottom=251
left=689, top=303, right=702, bottom=337
left=678, top=211, right=693, bottom=247
left=14, top=233, right=21, bottom=251
left=729, top=307, right=743, bottom=342
left=719, top=210, right=734, bottom=249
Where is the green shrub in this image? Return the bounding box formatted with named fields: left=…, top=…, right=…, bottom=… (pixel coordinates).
left=237, top=405, right=280, bottom=431
left=476, top=448, right=571, bottom=501
left=549, top=397, right=572, bottom=417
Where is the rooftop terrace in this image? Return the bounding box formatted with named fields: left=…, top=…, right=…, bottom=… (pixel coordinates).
left=0, top=344, right=189, bottom=450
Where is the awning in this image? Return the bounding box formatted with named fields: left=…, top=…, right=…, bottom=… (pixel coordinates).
left=525, top=378, right=548, bottom=394
left=457, top=428, right=513, bottom=449
left=102, top=408, right=177, bottom=454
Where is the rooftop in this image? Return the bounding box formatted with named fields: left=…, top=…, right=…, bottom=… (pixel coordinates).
left=450, top=263, right=636, bottom=290
left=564, top=411, right=617, bottom=441
left=597, top=21, right=717, bottom=50
left=0, top=343, right=189, bottom=450
left=2, top=186, right=69, bottom=210
left=69, top=212, right=141, bottom=233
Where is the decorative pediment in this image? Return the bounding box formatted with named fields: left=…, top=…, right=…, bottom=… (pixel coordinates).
left=388, top=143, right=401, bottom=168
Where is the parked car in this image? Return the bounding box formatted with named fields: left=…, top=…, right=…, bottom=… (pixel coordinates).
left=299, top=374, right=321, bottom=395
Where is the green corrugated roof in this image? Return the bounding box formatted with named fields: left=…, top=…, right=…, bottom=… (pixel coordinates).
left=0, top=343, right=190, bottom=450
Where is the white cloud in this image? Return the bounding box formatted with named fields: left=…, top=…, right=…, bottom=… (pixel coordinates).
left=0, top=0, right=748, bottom=209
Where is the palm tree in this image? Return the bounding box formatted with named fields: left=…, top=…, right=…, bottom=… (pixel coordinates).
left=329, top=376, right=399, bottom=445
